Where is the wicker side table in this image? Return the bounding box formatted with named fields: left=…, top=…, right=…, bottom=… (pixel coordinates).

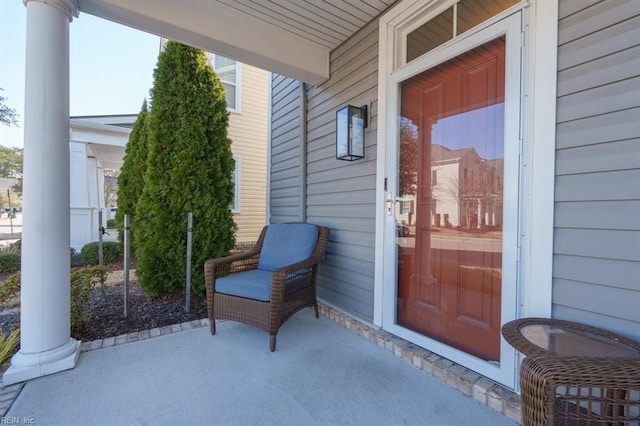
left=520, top=355, right=640, bottom=425
left=502, top=318, right=640, bottom=425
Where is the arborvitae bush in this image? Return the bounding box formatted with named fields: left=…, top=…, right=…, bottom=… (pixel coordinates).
left=135, top=41, right=236, bottom=295
left=80, top=241, right=123, bottom=266
left=116, top=100, right=149, bottom=251
left=0, top=253, right=20, bottom=273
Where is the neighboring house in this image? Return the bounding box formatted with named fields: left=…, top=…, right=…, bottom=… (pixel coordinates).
left=206, top=53, right=269, bottom=242
left=9, top=0, right=639, bottom=414
left=67, top=57, right=268, bottom=250
left=397, top=144, right=504, bottom=231
left=69, top=116, right=132, bottom=251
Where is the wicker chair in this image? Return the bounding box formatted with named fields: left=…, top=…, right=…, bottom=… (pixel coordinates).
left=204, top=223, right=330, bottom=351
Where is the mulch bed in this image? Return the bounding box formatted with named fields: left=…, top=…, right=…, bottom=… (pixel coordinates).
left=71, top=281, right=208, bottom=341
left=0, top=273, right=208, bottom=342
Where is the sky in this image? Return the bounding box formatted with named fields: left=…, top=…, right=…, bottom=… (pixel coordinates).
left=0, top=1, right=161, bottom=148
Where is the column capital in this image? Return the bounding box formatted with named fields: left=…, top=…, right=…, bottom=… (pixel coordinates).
left=24, top=0, right=79, bottom=21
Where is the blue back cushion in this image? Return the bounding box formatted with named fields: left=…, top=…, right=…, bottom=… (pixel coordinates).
left=257, top=223, right=318, bottom=271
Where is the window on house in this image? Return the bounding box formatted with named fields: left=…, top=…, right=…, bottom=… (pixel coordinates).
left=211, top=54, right=240, bottom=111
left=400, top=200, right=413, bottom=215
left=232, top=155, right=240, bottom=213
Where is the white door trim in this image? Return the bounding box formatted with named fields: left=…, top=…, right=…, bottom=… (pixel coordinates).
left=374, top=0, right=559, bottom=389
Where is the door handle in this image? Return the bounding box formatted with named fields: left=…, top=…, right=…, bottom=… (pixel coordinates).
left=386, top=191, right=393, bottom=216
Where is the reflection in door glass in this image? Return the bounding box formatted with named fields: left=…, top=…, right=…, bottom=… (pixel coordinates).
left=396, top=37, right=505, bottom=362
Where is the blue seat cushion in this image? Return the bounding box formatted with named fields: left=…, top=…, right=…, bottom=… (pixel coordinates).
left=257, top=223, right=318, bottom=271
left=215, top=269, right=273, bottom=302
left=215, top=269, right=314, bottom=302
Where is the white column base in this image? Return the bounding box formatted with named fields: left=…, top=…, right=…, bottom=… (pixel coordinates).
left=2, top=338, right=80, bottom=385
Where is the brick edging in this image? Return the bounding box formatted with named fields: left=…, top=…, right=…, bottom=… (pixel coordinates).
left=79, top=318, right=211, bottom=353
left=318, top=304, right=522, bottom=424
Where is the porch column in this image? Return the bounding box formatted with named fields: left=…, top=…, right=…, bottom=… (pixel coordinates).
left=3, top=0, right=80, bottom=385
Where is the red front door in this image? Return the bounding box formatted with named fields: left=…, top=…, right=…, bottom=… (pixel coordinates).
left=396, top=37, right=506, bottom=361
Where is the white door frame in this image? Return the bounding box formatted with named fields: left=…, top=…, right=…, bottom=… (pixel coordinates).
left=373, top=0, right=559, bottom=388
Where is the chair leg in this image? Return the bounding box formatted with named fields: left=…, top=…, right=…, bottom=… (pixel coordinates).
left=270, top=334, right=276, bottom=352
left=314, top=303, right=319, bottom=318
left=210, top=319, right=216, bottom=335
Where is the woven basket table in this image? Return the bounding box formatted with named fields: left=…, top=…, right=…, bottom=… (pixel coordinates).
left=502, top=317, right=640, bottom=425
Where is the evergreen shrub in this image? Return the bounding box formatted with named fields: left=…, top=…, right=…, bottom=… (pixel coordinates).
left=80, top=241, right=122, bottom=266
left=116, top=101, right=149, bottom=251
left=135, top=41, right=236, bottom=295
left=0, top=253, right=20, bottom=273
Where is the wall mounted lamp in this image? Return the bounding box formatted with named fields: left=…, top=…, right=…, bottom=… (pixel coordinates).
left=336, top=104, right=367, bottom=161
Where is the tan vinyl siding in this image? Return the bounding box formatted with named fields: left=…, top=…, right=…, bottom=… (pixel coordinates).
left=228, top=64, right=269, bottom=242
left=553, top=0, right=640, bottom=339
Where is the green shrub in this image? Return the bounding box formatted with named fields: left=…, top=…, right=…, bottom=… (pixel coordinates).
left=70, top=266, right=107, bottom=331
left=70, top=247, right=82, bottom=267
left=135, top=41, right=236, bottom=296
left=0, top=267, right=106, bottom=332
left=116, top=101, right=149, bottom=253
left=0, top=326, right=20, bottom=367
left=106, top=219, right=117, bottom=228
left=80, top=241, right=123, bottom=266
left=0, top=253, right=20, bottom=273
left=0, top=240, right=21, bottom=255
left=0, top=272, right=20, bottom=308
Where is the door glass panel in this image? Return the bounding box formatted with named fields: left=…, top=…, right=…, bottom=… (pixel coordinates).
left=397, top=37, right=505, bottom=362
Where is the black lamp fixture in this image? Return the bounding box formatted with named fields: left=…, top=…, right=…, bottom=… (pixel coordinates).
left=336, top=104, right=368, bottom=161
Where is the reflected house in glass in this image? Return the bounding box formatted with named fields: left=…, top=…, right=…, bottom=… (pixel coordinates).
left=397, top=144, right=503, bottom=230
left=432, top=145, right=503, bottom=230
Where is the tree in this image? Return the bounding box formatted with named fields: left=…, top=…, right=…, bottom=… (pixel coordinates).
left=135, top=41, right=237, bottom=295
left=104, top=170, right=119, bottom=210
left=0, top=146, right=23, bottom=178
left=0, top=88, right=18, bottom=127
left=0, top=145, right=23, bottom=198
left=399, top=117, right=419, bottom=197
left=115, top=101, right=149, bottom=248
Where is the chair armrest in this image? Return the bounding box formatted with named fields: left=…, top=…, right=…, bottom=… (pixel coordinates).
left=269, top=226, right=331, bottom=297
left=204, top=247, right=261, bottom=284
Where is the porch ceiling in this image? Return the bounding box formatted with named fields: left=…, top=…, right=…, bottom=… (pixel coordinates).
left=77, top=0, right=397, bottom=85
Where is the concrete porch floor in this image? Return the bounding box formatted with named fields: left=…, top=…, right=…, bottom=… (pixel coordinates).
left=4, top=308, right=518, bottom=425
